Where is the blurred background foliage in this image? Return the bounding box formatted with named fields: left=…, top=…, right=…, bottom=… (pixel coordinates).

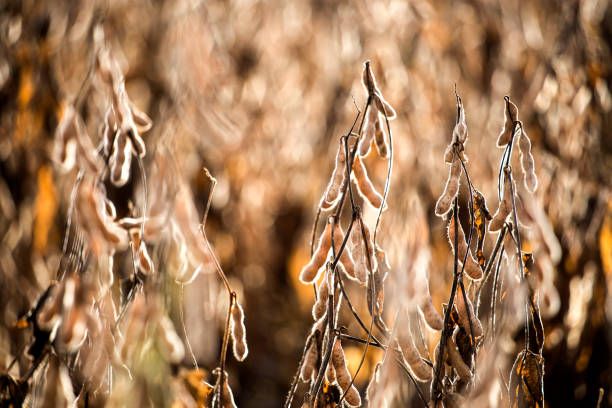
left=0, top=0, right=611, bottom=406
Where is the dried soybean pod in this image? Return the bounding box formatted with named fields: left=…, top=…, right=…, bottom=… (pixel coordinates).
left=300, top=338, right=319, bottom=382
left=350, top=223, right=367, bottom=285
left=374, top=118, right=389, bottom=158
left=453, top=102, right=468, bottom=144
left=300, top=220, right=332, bottom=284
left=332, top=222, right=357, bottom=281
left=447, top=329, right=472, bottom=383
left=455, top=292, right=483, bottom=339
left=443, top=144, right=454, bottom=164
left=375, top=95, right=396, bottom=120
left=352, top=156, right=386, bottom=210
left=489, top=168, right=513, bottom=231
left=126, top=126, right=146, bottom=158
left=447, top=217, right=483, bottom=280
left=138, top=242, right=154, bottom=275
left=397, top=328, right=432, bottom=381
left=212, top=369, right=238, bottom=408
left=83, top=183, right=127, bottom=250
left=331, top=339, right=361, bottom=407
left=358, top=105, right=378, bottom=157
left=103, top=196, right=117, bottom=219
left=109, top=131, right=133, bottom=187
left=321, top=143, right=347, bottom=209
left=312, top=274, right=329, bottom=321
left=325, top=358, right=337, bottom=383
left=230, top=298, right=248, bottom=361
left=497, top=97, right=519, bottom=147
left=435, top=158, right=462, bottom=217
left=419, top=280, right=443, bottom=331
left=519, top=127, right=538, bottom=192
left=362, top=61, right=396, bottom=119
left=129, top=99, right=153, bottom=133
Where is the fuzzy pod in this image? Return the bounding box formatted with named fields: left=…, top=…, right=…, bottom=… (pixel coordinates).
left=109, top=130, right=133, bottom=187
left=374, top=95, right=396, bottom=120
left=126, top=126, right=146, bottom=158
left=374, top=118, right=389, bottom=158
left=129, top=228, right=154, bottom=275
left=325, top=358, right=337, bottom=384
left=158, top=315, right=185, bottom=363
left=361, top=60, right=380, bottom=96
left=129, top=100, right=153, bottom=133
left=332, top=222, right=357, bottom=281
left=300, top=220, right=332, bottom=284
left=489, top=168, right=514, bottom=232
left=453, top=103, right=468, bottom=145
left=447, top=217, right=483, bottom=280
left=102, top=108, right=117, bottom=158
left=447, top=329, right=472, bottom=383
left=212, top=369, right=238, bottom=408
left=361, top=61, right=396, bottom=119
left=349, top=220, right=376, bottom=285
left=78, top=182, right=128, bottom=252
left=397, top=329, right=432, bottom=382
left=497, top=98, right=519, bottom=147
left=519, top=128, right=538, bottom=192
left=331, top=339, right=361, bottom=407
left=358, top=105, right=378, bottom=157
left=434, top=158, right=462, bottom=217
left=312, top=274, right=329, bottom=321
left=230, top=299, right=248, bottom=361
left=321, top=143, right=347, bottom=209
left=138, top=242, right=154, bottom=275
left=300, top=339, right=319, bottom=382
left=352, top=156, right=386, bottom=210
left=455, top=292, right=483, bottom=340
left=443, top=144, right=454, bottom=164
left=418, top=282, right=443, bottom=331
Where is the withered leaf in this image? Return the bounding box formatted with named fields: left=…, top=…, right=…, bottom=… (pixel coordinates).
left=509, top=350, right=544, bottom=408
